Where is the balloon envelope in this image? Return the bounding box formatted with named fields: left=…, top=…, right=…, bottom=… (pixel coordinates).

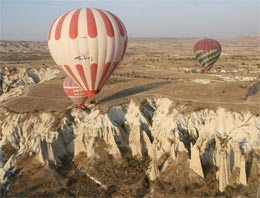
left=63, top=76, right=87, bottom=108
left=48, top=8, right=128, bottom=98
left=193, top=39, right=221, bottom=71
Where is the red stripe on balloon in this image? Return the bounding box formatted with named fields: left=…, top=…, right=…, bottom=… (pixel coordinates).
left=63, top=77, right=87, bottom=108
left=69, top=76, right=73, bottom=87
left=100, top=61, right=119, bottom=89
left=71, top=79, right=75, bottom=87
left=66, top=78, right=69, bottom=87
left=86, top=8, right=97, bottom=38
left=63, top=77, right=74, bottom=96
left=96, top=9, right=114, bottom=37
left=97, top=62, right=111, bottom=89
left=55, top=11, right=71, bottom=40
left=64, top=87, right=72, bottom=97
left=107, top=62, right=120, bottom=81
left=69, top=9, right=81, bottom=39
left=90, top=64, right=98, bottom=90
left=121, top=38, right=128, bottom=60
left=48, top=17, right=59, bottom=40
left=76, top=64, right=90, bottom=91
left=64, top=65, right=84, bottom=89
left=107, top=11, right=124, bottom=37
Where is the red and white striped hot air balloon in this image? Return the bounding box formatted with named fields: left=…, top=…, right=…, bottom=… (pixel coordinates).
left=63, top=76, right=87, bottom=108
left=48, top=8, right=128, bottom=99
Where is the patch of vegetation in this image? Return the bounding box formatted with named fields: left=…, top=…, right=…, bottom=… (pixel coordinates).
left=223, top=185, right=242, bottom=197
left=106, top=77, right=128, bottom=85
left=239, top=85, right=248, bottom=89
left=125, top=52, right=135, bottom=56
left=2, top=140, right=18, bottom=161
left=74, top=139, right=151, bottom=197
left=224, top=186, right=235, bottom=197
left=5, top=153, right=107, bottom=197
left=112, top=72, right=155, bottom=79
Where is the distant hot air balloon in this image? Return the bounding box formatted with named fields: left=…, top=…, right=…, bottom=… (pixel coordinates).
left=48, top=8, right=128, bottom=99
left=63, top=76, right=87, bottom=108
left=193, top=39, right=221, bottom=72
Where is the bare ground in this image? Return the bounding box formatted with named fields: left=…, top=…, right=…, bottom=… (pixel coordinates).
left=1, top=37, right=259, bottom=115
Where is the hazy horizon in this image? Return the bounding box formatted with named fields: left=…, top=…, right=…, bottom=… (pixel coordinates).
left=0, top=0, right=259, bottom=41
left=1, top=35, right=260, bottom=42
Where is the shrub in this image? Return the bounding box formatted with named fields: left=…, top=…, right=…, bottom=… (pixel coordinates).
left=224, top=186, right=235, bottom=197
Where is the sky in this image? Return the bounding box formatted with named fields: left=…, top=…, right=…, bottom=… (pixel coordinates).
left=0, top=0, right=259, bottom=41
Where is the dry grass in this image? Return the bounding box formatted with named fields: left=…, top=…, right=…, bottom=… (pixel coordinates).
left=7, top=154, right=66, bottom=197
left=3, top=141, right=259, bottom=197
left=74, top=139, right=151, bottom=197
left=6, top=153, right=107, bottom=197
left=3, top=79, right=72, bottom=112
left=5, top=140, right=151, bottom=198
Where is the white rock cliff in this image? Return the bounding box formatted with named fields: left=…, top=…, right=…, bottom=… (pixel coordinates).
left=0, top=98, right=259, bottom=193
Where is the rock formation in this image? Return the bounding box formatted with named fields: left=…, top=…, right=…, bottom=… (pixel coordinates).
left=0, top=99, right=259, bottom=193
left=0, top=67, right=60, bottom=103
left=190, top=144, right=204, bottom=178
left=0, top=67, right=259, bottom=195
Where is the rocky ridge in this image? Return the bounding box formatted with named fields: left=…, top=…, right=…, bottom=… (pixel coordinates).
left=0, top=67, right=60, bottom=103
left=0, top=98, right=259, bottom=195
